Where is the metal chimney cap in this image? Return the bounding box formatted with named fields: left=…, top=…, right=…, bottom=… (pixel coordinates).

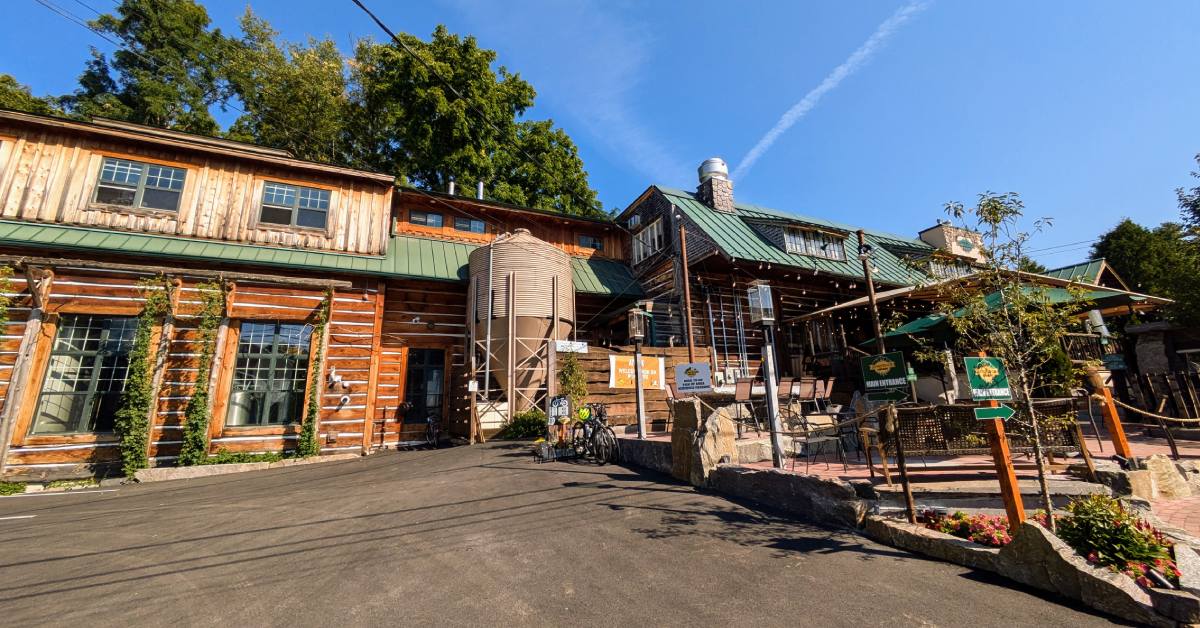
left=698, top=157, right=729, bottom=183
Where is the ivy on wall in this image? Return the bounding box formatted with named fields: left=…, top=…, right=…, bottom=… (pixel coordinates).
left=296, top=289, right=332, bottom=458
left=178, top=280, right=226, bottom=466
left=0, top=266, right=12, bottom=330
left=113, top=276, right=172, bottom=477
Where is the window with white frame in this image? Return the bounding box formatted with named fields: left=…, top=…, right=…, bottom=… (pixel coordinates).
left=578, top=234, right=604, bottom=251
left=784, top=228, right=846, bottom=260
left=929, top=258, right=973, bottom=279
left=627, top=213, right=641, bottom=228
left=410, top=210, right=443, bottom=228
left=632, top=218, right=665, bottom=264
left=453, top=216, right=485, bottom=234
left=94, top=157, right=186, bottom=212
left=259, top=182, right=330, bottom=229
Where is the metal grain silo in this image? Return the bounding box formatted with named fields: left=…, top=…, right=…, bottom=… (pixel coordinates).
left=469, top=229, right=574, bottom=412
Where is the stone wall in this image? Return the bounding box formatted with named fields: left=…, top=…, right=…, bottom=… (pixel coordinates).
left=708, top=465, right=868, bottom=529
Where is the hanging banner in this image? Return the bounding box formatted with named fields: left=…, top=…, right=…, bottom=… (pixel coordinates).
left=674, top=362, right=713, bottom=394
left=609, top=355, right=665, bottom=390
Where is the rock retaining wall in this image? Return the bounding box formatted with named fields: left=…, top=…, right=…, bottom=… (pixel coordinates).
left=708, top=465, right=868, bottom=529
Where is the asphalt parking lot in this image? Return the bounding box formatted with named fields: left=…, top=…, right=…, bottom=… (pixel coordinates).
left=0, top=442, right=1121, bottom=627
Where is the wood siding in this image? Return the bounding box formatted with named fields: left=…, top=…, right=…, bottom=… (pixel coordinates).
left=396, top=194, right=625, bottom=261
left=0, top=260, right=383, bottom=480
left=0, top=126, right=392, bottom=255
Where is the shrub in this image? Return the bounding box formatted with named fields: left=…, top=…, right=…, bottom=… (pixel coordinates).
left=497, top=408, right=549, bottom=439
left=202, top=449, right=286, bottom=465
left=0, top=481, right=25, bottom=496
left=1052, top=494, right=1180, bottom=588
left=925, top=510, right=1013, bottom=547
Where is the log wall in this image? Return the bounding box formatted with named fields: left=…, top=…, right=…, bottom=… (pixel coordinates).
left=0, top=260, right=383, bottom=480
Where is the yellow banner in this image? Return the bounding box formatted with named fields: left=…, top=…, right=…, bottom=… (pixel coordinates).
left=608, top=355, right=665, bottom=390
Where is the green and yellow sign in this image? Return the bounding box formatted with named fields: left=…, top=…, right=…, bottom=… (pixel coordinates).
left=963, top=356, right=1012, bottom=401
left=860, top=351, right=910, bottom=402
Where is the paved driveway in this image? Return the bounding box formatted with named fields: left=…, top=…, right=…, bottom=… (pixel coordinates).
left=0, top=443, right=1120, bottom=627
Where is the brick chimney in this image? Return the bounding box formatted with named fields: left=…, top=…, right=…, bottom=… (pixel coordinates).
left=696, top=157, right=736, bottom=213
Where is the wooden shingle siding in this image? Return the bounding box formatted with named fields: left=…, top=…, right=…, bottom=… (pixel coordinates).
left=0, top=126, right=392, bottom=255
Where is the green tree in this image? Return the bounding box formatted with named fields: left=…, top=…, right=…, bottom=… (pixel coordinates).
left=940, top=192, right=1089, bottom=527
left=1016, top=256, right=1048, bottom=274
left=62, top=0, right=229, bottom=134
left=224, top=9, right=349, bottom=164
left=1180, top=153, right=1200, bottom=229
left=0, top=74, right=62, bottom=115
left=348, top=28, right=602, bottom=216
left=1092, top=219, right=1200, bottom=326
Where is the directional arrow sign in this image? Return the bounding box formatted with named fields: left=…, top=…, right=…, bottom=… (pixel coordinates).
left=974, top=404, right=1016, bottom=421
left=867, top=388, right=909, bottom=402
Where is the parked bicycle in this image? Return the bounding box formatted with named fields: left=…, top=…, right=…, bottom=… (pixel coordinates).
left=570, top=403, right=620, bottom=465
left=424, top=415, right=441, bottom=448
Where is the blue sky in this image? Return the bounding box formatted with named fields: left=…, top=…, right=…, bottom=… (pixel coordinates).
left=4, top=0, right=1199, bottom=267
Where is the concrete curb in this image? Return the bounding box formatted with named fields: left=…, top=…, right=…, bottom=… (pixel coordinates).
left=132, top=453, right=362, bottom=483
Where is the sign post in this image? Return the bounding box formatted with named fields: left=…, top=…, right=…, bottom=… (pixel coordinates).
left=859, top=350, right=916, bottom=523
left=965, top=353, right=1026, bottom=527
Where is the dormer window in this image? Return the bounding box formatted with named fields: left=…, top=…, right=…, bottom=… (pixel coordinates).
left=784, top=228, right=845, bottom=260
left=410, top=210, right=443, bottom=228
left=929, top=258, right=973, bottom=279
left=578, top=234, right=604, bottom=251
left=94, top=157, right=186, bottom=212
left=259, top=182, right=330, bottom=230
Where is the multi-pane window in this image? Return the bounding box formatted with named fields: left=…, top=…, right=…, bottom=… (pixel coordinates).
left=627, top=213, right=642, bottom=228
left=259, top=182, right=330, bottom=229
left=929, top=258, right=973, bottom=279
left=632, top=218, right=665, bottom=264
left=410, top=210, right=443, bottom=228
left=94, top=157, right=186, bottom=212
left=453, top=216, right=485, bottom=234
left=784, top=228, right=846, bottom=260
left=578, top=234, right=604, bottom=251
left=227, top=321, right=313, bottom=427
left=30, top=315, right=138, bottom=435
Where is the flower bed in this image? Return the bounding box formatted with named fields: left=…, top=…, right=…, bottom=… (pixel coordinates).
left=924, top=494, right=1181, bottom=590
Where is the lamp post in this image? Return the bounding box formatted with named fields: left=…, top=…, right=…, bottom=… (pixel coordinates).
left=628, top=307, right=648, bottom=440
left=748, top=281, right=785, bottom=468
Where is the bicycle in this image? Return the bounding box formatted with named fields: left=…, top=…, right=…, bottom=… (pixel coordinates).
left=570, top=403, right=620, bottom=465
left=424, top=415, right=441, bottom=448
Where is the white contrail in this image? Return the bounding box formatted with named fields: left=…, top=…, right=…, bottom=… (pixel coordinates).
left=732, top=1, right=930, bottom=181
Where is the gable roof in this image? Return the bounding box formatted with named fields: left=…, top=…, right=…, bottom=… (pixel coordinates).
left=1044, top=258, right=1130, bottom=290
left=0, top=220, right=642, bottom=298
left=653, top=186, right=932, bottom=286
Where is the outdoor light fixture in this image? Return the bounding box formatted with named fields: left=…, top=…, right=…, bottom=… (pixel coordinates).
left=627, top=307, right=648, bottom=342
left=747, top=280, right=775, bottom=326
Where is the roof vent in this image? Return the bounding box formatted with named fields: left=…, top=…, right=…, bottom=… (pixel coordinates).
left=698, top=157, right=729, bottom=183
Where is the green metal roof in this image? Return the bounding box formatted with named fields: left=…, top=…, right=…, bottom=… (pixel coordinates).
left=656, top=187, right=931, bottom=286
left=1044, top=259, right=1105, bottom=284
left=0, top=221, right=641, bottom=297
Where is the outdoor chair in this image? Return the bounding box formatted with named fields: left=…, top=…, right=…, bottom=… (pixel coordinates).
left=777, top=376, right=795, bottom=423
left=733, top=378, right=764, bottom=438
left=794, top=378, right=820, bottom=415
left=792, top=412, right=848, bottom=474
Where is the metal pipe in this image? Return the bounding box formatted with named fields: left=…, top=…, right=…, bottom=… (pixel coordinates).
left=484, top=246, right=493, bottom=397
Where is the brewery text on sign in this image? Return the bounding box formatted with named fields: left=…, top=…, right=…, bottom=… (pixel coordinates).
left=859, top=351, right=910, bottom=401
left=963, top=356, right=1013, bottom=401
left=609, top=355, right=665, bottom=390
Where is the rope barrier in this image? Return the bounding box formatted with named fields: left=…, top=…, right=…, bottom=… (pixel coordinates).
left=1109, top=397, right=1200, bottom=425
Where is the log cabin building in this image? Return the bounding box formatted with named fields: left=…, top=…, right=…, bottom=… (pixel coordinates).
left=0, top=110, right=639, bottom=480
left=615, top=158, right=979, bottom=385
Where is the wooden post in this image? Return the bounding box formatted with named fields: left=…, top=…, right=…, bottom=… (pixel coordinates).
left=0, top=269, right=53, bottom=476
left=678, top=219, right=696, bottom=364
left=1098, top=386, right=1133, bottom=459
left=362, top=279, right=386, bottom=454
left=975, top=352, right=1026, bottom=527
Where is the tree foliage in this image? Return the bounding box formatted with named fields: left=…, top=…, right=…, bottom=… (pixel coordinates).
left=1092, top=219, right=1200, bottom=326
left=0, top=75, right=61, bottom=116
left=18, top=0, right=602, bottom=216
left=1180, top=153, right=1200, bottom=230
left=938, top=192, right=1089, bottom=525
left=114, top=277, right=171, bottom=477
left=62, top=0, right=229, bottom=134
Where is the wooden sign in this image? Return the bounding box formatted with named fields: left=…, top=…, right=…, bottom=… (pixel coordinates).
left=609, top=355, right=665, bottom=390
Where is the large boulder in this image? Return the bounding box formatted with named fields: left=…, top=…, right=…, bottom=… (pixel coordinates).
left=708, top=465, right=867, bottom=528
left=996, top=522, right=1169, bottom=627
left=1146, top=454, right=1193, bottom=499
left=670, top=398, right=738, bottom=486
